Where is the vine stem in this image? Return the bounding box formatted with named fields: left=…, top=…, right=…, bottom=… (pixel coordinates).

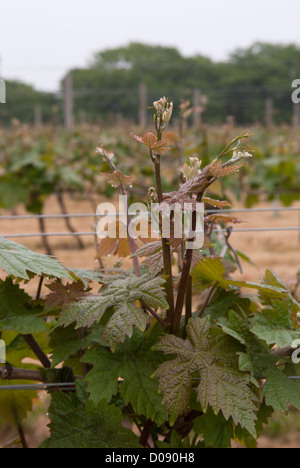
left=0, top=365, right=44, bottom=381
left=21, top=276, right=51, bottom=369
left=184, top=276, right=193, bottom=334
left=139, top=419, right=154, bottom=448
left=153, top=156, right=174, bottom=325
left=171, top=193, right=204, bottom=335
left=21, top=335, right=51, bottom=369
left=18, top=424, right=28, bottom=449
left=198, top=283, right=218, bottom=318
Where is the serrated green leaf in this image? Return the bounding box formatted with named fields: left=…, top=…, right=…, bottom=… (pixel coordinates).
left=82, top=329, right=168, bottom=425
left=194, top=408, right=234, bottom=448
left=154, top=317, right=258, bottom=435
left=193, top=257, right=288, bottom=299
left=41, top=392, right=140, bottom=448
left=202, top=288, right=251, bottom=320
left=258, top=270, right=300, bottom=324
left=193, top=257, right=226, bottom=291
left=120, top=359, right=168, bottom=426
left=68, top=268, right=103, bottom=287
left=263, top=367, right=300, bottom=412
left=49, top=325, right=104, bottom=367
left=219, top=310, right=300, bottom=413
left=0, top=381, right=36, bottom=425
left=0, top=236, right=73, bottom=280
left=103, top=302, right=149, bottom=351
left=59, top=274, right=167, bottom=350
left=0, top=279, right=46, bottom=333
left=81, top=346, right=123, bottom=402
left=250, top=300, right=300, bottom=348
left=157, top=430, right=204, bottom=448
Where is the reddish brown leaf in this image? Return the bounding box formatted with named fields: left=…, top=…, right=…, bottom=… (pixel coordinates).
left=45, top=281, right=89, bottom=310
left=130, top=131, right=171, bottom=154
left=102, top=170, right=134, bottom=188
left=205, top=214, right=245, bottom=224
left=202, top=197, right=232, bottom=209
left=96, top=221, right=156, bottom=259
left=130, top=133, right=144, bottom=144
left=208, top=162, right=243, bottom=179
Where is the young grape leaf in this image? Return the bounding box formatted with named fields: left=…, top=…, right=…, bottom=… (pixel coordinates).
left=49, top=325, right=105, bottom=368
left=82, top=329, right=168, bottom=425
left=58, top=274, right=168, bottom=350
left=201, top=288, right=252, bottom=320
left=102, top=169, right=134, bottom=189
left=130, top=131, right=171, bottom=154
left=68, top=268, right=103, bottom=287
left=202, top=197, right=231, bottom=209
left=41, top=391, right=140, bottom=448
left=153, top=317, right=258, bottom=436
left=262, top=367, right=300, bottom=413
left=219, top=310, right=300, bottom=412
left=193, top=257, right=288, bottom=298
left=0, top=236, right=73, bottom=280
left=157, top=430, right=204, bottom=448
left=193, top=408, right=234, bottom=448
left=45, top=281, right=89, bottom=311
left=0, top=279, right=46, bottom=334
left=0, top=382, right=36, bottom=426
left=208, top=161, right=243, bottom=179
left=249, top=299, right=300, bottom=348
left=258, top=269, right=300, bottom=323
left=205, top=214, right=244, bottom=224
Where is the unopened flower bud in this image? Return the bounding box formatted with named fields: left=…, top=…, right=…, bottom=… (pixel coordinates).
left=162, top=101, right=173, bottom=124
left=153, top=97, right=168, bottom=113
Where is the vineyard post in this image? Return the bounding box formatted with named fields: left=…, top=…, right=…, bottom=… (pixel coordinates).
left=265, top=98, right=274, bottom=127
left=34, top=105, right=42, bottom=128
left=138, top=83, right=148, bottom=128
left=193, top=88, right=202, bottom=129
left=64, top=72, right=74, bottom=131
left=293, top=102, right=300, bottom=129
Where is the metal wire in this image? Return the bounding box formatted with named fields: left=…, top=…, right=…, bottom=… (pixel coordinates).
left=0, top=207, right=299, bottom=238
left=0, top=382, right=75, bottom=391
left=2, top=227, right=300, bottom=239
left=0, top=206, right=299, bottom=220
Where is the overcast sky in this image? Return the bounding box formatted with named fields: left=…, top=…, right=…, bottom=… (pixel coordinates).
left=1, top=0, right=300, bottom=91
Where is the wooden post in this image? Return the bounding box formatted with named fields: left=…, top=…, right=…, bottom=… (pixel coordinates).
left=193, top=88, right=201, bottom=129
left=138, top=83, right=147, bottom=128
left=293, top=103, right=300, bottom=129
left=34, top=105, right=42, bottom=127
left=64, top=72, right=74, bottom=130
left=265, top=98, right=274, bottom=127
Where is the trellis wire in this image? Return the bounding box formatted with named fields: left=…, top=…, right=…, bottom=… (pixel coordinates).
left=0, top=382, right=75, bottom=391
left=0, top=206, right=299, bottom=220
left=1, top=227, right=300, bottom=239
left=1, top=378, right=298, bottom=391
left=0, top=206, right=299, bottom=238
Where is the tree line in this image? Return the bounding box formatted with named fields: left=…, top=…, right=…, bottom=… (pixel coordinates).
left=1, top=42, right=300, bottom=126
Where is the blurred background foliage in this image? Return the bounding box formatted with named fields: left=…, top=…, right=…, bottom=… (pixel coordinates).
left=1, top=42, right=300, bottom=126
